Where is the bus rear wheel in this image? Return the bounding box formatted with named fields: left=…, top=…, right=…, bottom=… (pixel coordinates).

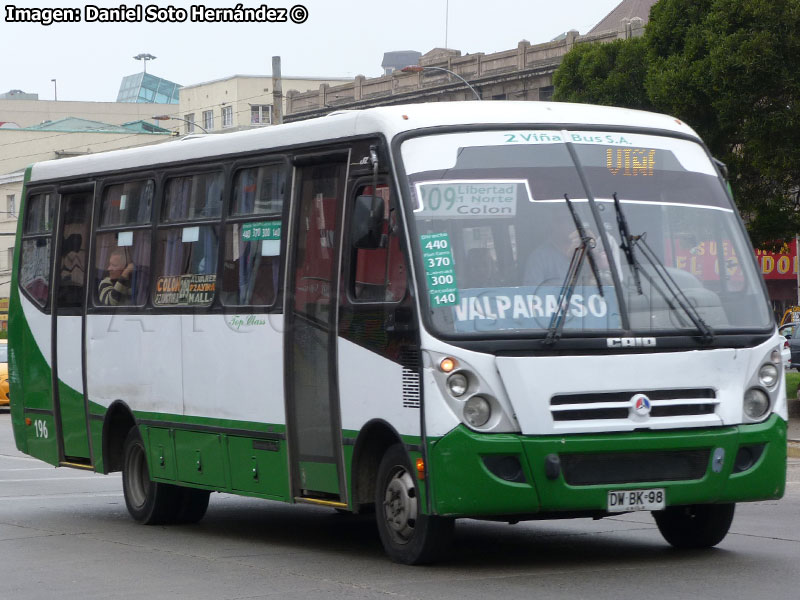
left=654, top=503, right=735, bottom=549
left=122, top=428, right=180, bottom=525
left=175, top=487, right=210, bottom=524
left=375, top=444, right=453, bottom=565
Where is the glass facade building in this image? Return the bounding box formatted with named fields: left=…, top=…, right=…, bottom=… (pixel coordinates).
left=117, top=73, right=180, bottom=104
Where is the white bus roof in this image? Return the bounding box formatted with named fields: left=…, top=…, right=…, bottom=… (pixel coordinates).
left=29, top=102, right=700, bottom=184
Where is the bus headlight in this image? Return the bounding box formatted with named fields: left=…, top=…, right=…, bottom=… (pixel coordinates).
left=464, top=395, right=491, bottom=427
left=447, top=373, right=469, bottom=397
left=758, top=363, right=779, bottom=388
left=743, top=388, right=770, bottom=421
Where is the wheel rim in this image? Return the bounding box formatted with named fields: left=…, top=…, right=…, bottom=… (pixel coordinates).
left=125, top=441, right=149, bottom=509
left=382, top=465, right=418, bottom=545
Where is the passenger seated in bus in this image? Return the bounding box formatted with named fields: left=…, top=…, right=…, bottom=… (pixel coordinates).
left=60, top=233, right=85, bottom=286
left=98, top=249, right=134, bottom=305
left=58, top=233, right=86, bottom=305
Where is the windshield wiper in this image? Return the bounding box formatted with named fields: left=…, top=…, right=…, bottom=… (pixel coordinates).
left=545, top=194, right=604, bottom=345
left=611, top=194, right=714, bottom=343
left=613, top=193, right=643, bottom=295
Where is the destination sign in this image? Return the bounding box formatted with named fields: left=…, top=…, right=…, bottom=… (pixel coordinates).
left=414, top=180, right=530, bottom=218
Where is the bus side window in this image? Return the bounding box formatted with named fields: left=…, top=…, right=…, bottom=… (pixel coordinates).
left=153, top=173, right=222, bottom=308
left=350, top=184, right=407, bottom=303
left=20, top=193, right=55, bottom=308
left=93, top=181, right=153, bottom=307
left=221, top=164, right=286, bottom=307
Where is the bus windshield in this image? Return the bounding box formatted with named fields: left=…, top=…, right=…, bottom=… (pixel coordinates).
left=401, top=130, right=772, bottom=338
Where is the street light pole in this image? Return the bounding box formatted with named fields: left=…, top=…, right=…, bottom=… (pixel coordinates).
left=152, top=114, right=208, bottom=134
left=401, top=65, right=481, bottom=100
left=134, top=53, right=157, bottom=74
left=51, top=79, right=57, bottom=101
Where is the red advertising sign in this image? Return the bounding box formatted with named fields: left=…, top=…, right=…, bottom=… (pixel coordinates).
left=669, top=239, right=744, bottom=284
left=754, top=242, right=797, bottom=280
left=671, top=239, right=797, bottom=282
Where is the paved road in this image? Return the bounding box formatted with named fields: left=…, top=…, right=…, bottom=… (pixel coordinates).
left=1, top=411, right=799, bottom=600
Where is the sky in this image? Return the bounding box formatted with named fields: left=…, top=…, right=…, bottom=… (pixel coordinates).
left=1, top=0, right=623, bottom=102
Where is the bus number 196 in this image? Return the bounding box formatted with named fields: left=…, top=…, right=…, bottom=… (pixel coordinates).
left=34, top=419, right=49, bottom=439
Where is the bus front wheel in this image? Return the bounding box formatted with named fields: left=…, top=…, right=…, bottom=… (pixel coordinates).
left=122, top=428, right=180, bottom=525
left=375, top=444, right=453, bottom=564
left=654, top=503, right=735, bottom=549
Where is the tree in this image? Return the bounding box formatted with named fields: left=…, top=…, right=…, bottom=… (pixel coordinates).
left=553, top=0, right=800, bottom=245
left=646, top=0, right=800, bottom=245
left=553, top=37, right=652, bottom=110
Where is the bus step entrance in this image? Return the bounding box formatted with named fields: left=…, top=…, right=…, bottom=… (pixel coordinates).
left=294, top=496, right=348, bottom=509
left=59, top=458, right=94, bottom=470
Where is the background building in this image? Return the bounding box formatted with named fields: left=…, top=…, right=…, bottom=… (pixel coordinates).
left=117, top=72, right=181, bottom=104
left=173, top=74, right=350, bottom=134
left=284, top=0, right=652, bottom=121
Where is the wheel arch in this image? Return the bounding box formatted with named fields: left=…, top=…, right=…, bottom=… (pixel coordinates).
left=350, top=419, right=406, bottom=512
left=100, top=400, right=137, bottom=474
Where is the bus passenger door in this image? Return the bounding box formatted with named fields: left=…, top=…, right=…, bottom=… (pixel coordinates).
left=285, top=154, right=348, bottom=503
left=52, top=190, right=93, bottom=465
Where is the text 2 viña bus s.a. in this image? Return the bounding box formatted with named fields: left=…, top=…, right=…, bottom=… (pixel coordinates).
left=8, top=102, right=787, bottom=563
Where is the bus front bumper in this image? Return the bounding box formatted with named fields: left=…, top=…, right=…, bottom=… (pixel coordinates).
left=427, top=414, right=787, bottom=517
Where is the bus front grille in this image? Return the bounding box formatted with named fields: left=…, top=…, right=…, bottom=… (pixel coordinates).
left=550, top=388, right=717, bottom=422
left=560, top=449, right=711, bottom=486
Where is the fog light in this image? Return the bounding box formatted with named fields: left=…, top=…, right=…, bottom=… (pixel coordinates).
left=733, top=444, right=765, bottom=473
left=482, top=455, right=525, bottom=483
left=743, top=388, right=770, bottom=420
left=447, top=373, right=468, bottom=397
left=770, top=349, right=781, bottom=364
left=759, top=363, right=779, bottom=388
left=464, top=395, right=491, bottom=427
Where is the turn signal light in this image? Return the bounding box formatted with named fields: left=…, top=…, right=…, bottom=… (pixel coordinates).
left=25, top=418, right=32, bottom=426
left=439, top=357, right=457, bottom=373
left=416, top=458, right=425, bottom=480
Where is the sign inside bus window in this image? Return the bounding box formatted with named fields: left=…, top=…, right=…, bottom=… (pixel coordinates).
left=414, top=180, right=530, bottom=218
left=452, top=286, right=620, bottom=333
left=420, top=233, right=459, bottom=306
left=242, top=221, right=281, bottom=241
left=154, top=274, right=216, bottom=306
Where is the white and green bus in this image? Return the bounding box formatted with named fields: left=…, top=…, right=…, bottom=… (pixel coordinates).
left=8, top=102, right=787, bottom=564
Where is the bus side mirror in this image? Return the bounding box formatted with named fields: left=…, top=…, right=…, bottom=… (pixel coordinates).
left=713, top=157, right=729, bottom=181
left=351, top=195, right=385, bottom=249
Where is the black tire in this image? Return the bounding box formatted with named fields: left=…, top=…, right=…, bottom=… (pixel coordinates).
left=375, top=444, right=454, bottom=565
left=654, top=503, right=735, bottom=549
left=121, top=428, right=181, bottom=525
left=175, top=487, right=211, bottom=524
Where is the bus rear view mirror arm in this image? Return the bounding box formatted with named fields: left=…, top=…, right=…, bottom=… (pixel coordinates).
left=352, top=194, right=386, bottom=249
